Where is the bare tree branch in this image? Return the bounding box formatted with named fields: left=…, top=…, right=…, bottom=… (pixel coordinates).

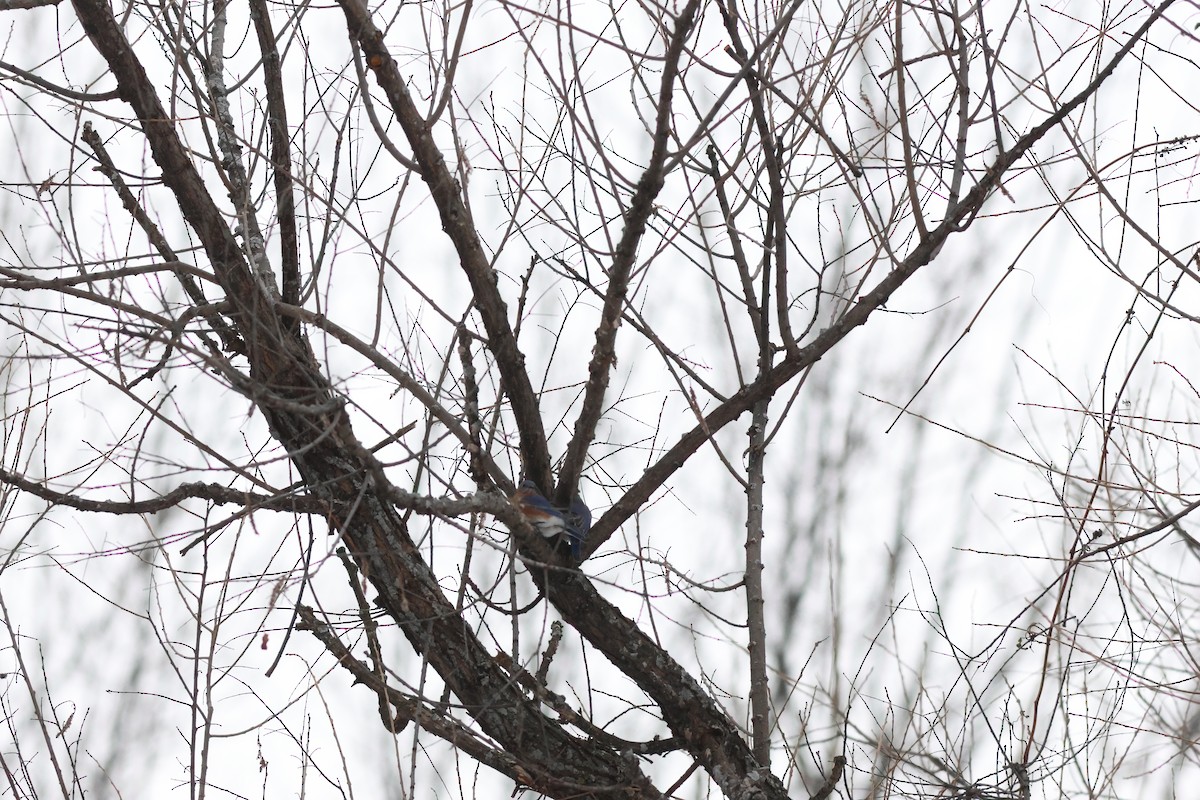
left=335, top=0, right=553, bottom=491
left=586, top=0, right=1178, bottom=557
left=0, top=467, right=329, bottom=516
left=556, top=0, right=702, bottom=503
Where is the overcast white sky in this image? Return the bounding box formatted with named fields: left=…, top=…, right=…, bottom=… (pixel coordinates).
left=3, top=0, right=1200, bottom=798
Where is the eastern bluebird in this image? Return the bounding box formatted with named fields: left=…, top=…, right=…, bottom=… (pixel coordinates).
left=511, top=479, right=592, bottom=561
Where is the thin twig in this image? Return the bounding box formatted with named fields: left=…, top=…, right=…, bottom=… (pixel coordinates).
left=0, top=58, right=118, bottom=98
left=81, top=122, right=242, bottom=354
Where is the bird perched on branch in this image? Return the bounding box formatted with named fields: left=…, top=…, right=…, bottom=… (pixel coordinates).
left=511, top=479, right=592, bottom=561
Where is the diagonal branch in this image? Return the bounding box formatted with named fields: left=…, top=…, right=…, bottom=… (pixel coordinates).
left=534, top=562, right=789, bottom=800
left=273, top=302, right=511, bottom=488
left=0, top=57, right=118, bottom=99
left=582, top=0, right=1178, bottom=557
left=555, top=0, right=701, bottom=504
left=335, top=0, right=552, bottom=490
